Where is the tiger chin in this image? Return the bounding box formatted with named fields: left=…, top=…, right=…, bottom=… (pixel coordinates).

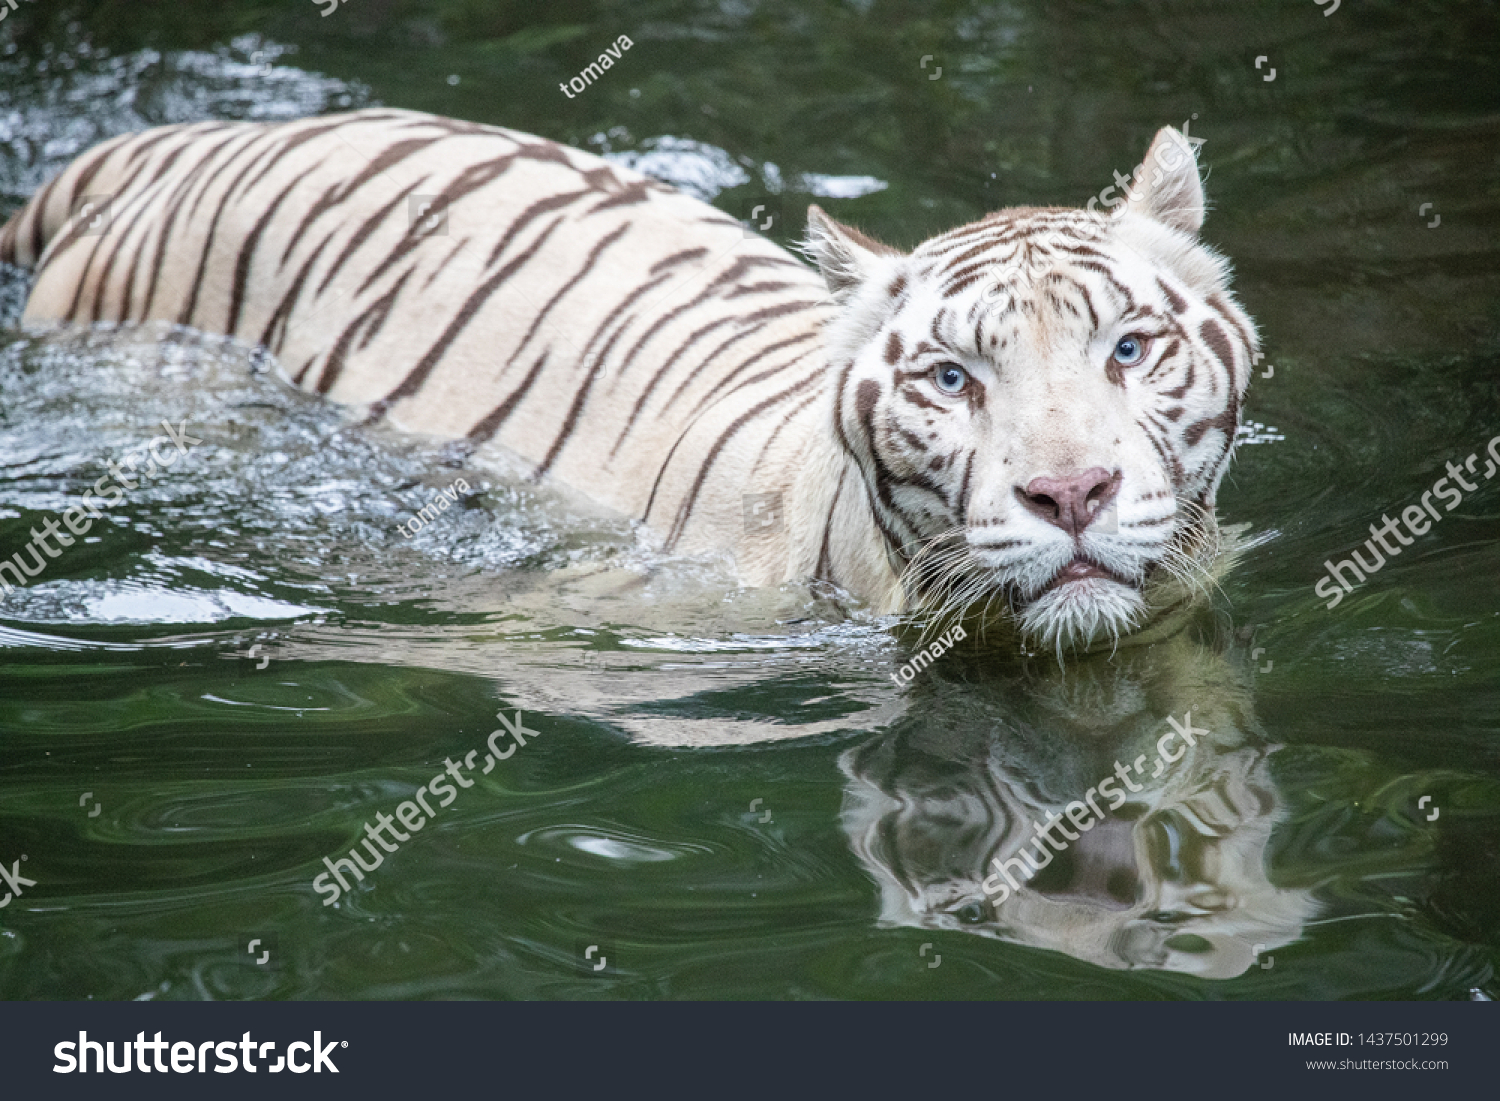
left=1, top=111, right=1257, bottom=656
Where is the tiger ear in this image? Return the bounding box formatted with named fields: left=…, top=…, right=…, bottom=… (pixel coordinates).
left=1121, top=126, right=1206, bottom=236
left=804, top=205, right=903, bottom=297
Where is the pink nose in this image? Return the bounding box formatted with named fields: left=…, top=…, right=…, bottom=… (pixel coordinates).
left=1017, top=468, right=1121, bottom=537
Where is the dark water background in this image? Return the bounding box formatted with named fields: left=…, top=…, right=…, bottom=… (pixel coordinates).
left=1, top=0, right=1498, bottom=999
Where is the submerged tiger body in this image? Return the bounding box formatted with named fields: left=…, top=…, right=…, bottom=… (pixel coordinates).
left=0, top=108, right=1258, bottom=650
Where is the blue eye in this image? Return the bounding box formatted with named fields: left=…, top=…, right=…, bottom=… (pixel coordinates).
left=934, top=363, right=969, bottom=395
left=955, top=901, right=988, bottom=924
left=1113, top=335, right=1150, bottom=367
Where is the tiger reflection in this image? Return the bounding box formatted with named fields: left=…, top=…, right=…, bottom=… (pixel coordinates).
left=839, top=632, right=1319, bottom=979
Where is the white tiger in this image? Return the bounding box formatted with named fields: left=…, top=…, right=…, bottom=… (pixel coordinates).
left=0, top=109, right=1257, bottom=651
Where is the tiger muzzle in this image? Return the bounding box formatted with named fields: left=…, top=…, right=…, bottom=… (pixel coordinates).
left=1016, top=467, right=1122, bottom=539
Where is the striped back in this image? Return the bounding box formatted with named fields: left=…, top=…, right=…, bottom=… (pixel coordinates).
left=2, top=109, right=841, bottom=573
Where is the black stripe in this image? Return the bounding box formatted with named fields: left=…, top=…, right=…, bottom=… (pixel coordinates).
left=258, top=226, right=339, bottom=353
left=611, top=296, right=816, bottom=459
left=62, top=135, right=188, bottom=321
left=941, top=257, right=1004, bottom=293
left=1073, top=259, right=1138, bottom=314
left=1163, top=358, right=1196, bottom=399
left=239, top=116, right=359, bottom=207
left=666, top=374, right=821, bottom=548
left=1184, top=405, right=1235, bottom=449
left=480, top=187, right=593, bottom=272
left=1143, top=337, right=1183, bottom=383
left=81, top=129, right=217, bottom=312
left=419, top=238, right=468, bottom=292
left=725, top=280, right=798, bottom=299
left=364, top=214, right=568, bottom=418
left=18, top=174, right=62, bottom=267
left=641, top=425, right=695, bottom=525
left=351, top=154, right=532, bottom=296
left=744, top=391, right=821, bottom=497
left=314, top=266, right=416, bottom=394
left=91, top=142, right=195, bottom=321
left=465, top=350, right=553, bottom=443
left=508, top=222, right=632, bottom=360
left=586, top=179, right=653, bottom=212
left=178, top=128, right=268, bottom=229
left=176, top=130, right=299, bottom=326
left=356, top=265, right=412, bottom=352
left=855, top=381, right=921, bottom=553
left=940, top=237, right=1006, bottom=272
left=514, top=140, right=574, bottom=168
left=817, top=466, right=849, bottom=582
left=707, top=345, right=818, bottom=408
left=669, top=326, right=817, bottom=416
left=1139, top=419, right=1185, bottom=486
left=1198, top=315, right=1238, bottom=396
left=956, top=451, right=974, bottom=522
left=1156, top=276, right=1187, bottom=313
left=280, top=137, right=443, bottom=266
left=650, top=247, right=709, bottom=276
left=1209, top=294, right=1254, bottom=359
left=226, top=165, right=325, bottom=335
left=136, top=129, right=255, bottom=320
left=531, top=267, right=685, bottom=479
left=605, top=248, right=716, bottom=372
left=315, top=178, right=426, bottom=298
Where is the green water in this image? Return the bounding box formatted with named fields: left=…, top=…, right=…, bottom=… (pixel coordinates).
left=1, top=0, right=1498, bottom=1000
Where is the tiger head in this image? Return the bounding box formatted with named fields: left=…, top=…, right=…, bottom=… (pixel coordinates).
left=804, top=127, right=1258, bottom=652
